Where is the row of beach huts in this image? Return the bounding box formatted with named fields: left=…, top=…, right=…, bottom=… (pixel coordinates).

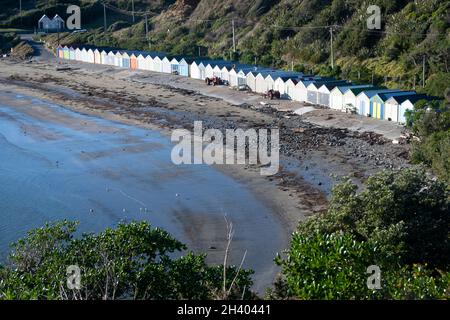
left=57, top=45, right=435, bottom=124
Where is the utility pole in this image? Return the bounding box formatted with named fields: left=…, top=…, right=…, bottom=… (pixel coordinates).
left=330, top=26, right=334, bottom=69
left=232, top=19, right=236, bottom=53
left=291, top=61, right=294, bottom=71
left=198, top=46, right=201, bottom=57
left=19, top=0, right=22, bottom=25
left=422, top=55, right=426, bottom=88
left=132, top=0, right=135, bottom=23
left=103, top=3, right=107, bottom=33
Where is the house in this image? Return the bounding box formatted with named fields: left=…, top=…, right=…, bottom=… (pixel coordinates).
left=329, top=85, right=370, bottom=110
left=177, top=58, right=190, bottom=76
left=38, top=14, right=64, bottom=32
left=161, top=57, right=171, bottom=73
left=385, top=94, right=427, bottom=123
left=370, top=91, right=416, bottom=119
left=274, top=77, right=290, bottom=98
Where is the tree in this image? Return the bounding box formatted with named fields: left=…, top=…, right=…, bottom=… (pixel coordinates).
left=0, top=221, right=253, bottom=300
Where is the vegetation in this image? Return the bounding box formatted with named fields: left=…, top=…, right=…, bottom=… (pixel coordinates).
left=406, top=99, right=450, bottom=185
left=273, top=168, right=449, bottom=300
left=0, top=221, right=253, bottom=300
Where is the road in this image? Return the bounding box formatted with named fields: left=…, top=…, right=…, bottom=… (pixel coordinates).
left=20, top=33, right=56, bottom=62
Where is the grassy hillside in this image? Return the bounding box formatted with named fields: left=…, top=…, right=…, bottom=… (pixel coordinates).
left=1, top=0, right=449, bottom=97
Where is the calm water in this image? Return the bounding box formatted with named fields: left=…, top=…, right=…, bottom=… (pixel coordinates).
left=0, top=90, right=287, bottom=292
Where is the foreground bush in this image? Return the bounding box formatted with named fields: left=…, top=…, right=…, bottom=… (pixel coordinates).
left=0, top=221, right=253, bottom=300
left=273, top=168, right=449, bottom=300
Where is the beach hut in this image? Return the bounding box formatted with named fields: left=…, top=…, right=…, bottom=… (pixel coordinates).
left=385, top=94, right=426, bottom=122
left=152, top=56, right=162, bottom=72
left=189, top=61, right=204, bottom=79
left=307, top=80, right=348, bottom=105
left=94, top=49, right=101, bottom=64
left=220, top=66, right=232, bottom=83
left=81, top=48, right=88, bottom=63
left=229, top=66, right=252, bottom=87
left=136, top=54, right=146, bottom=70
left=142, top=55, right=153, bottom=71
left=130, top=54, right=138, bottom=70
left=397, top=95, right=431, bottom=124
left=342, top=86, right=375, bottom=110
left=74, top=48, right=82, bottom=61
left=69, top=47, right=75, bottom=60
left=317, top=84, right=336, bottom=106
left=246, top=71, right=258, bottom=92
left=57, top=46, right=63, bottom=59
left=107, top=51, right=116, bottom=65
left=355, top=89, right=402, bottom=117
left=161, top=57, right=171, bottom=73
left=120, top=52, right=129, bottom=68
left=294, top=80, right=315, bottom=102
left=274, top=77, right=289, bottom=98
left=177, top=58, right=190, bottom=77
left=114, top=51, right=122, bottom=67
left=330, top=85, right=370, bottom=110
left=255, top=72, right=270, bottom=93
left=100, top=50, right=108, bottom=65
left=205, top=64, right=215, bottom=79
left=63, top=46, right=70, bottom=60
left=190, top=61, right=205, bottom=80
left=87, top=49, right=95, bottom=64
left=306, top=82, right=321, bottom=104
left=170, top=58, right=180, bottom=74
left=370, top=91, right=416, bottom=120
left=284, top=79, right=298, bottom=100
left=265, top=74, right=279, bottom=92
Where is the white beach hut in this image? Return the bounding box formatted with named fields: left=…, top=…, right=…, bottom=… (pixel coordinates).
left=94, top=49, right=101, bottom=64
left=75, top=48, right=82, bottom=61
left=152, top=56, right=162, bottom=72
left=161, top=57, right=172, bottom=73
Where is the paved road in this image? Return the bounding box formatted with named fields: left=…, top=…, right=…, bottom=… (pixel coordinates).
left=20, top=33, right=56, bottom=62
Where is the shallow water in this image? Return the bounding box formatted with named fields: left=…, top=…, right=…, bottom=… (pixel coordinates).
left=0, top=90, right=288, bottom=292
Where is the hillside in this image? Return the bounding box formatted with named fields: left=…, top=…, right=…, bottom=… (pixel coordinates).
left=1, top=0, right=449, bottom=97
